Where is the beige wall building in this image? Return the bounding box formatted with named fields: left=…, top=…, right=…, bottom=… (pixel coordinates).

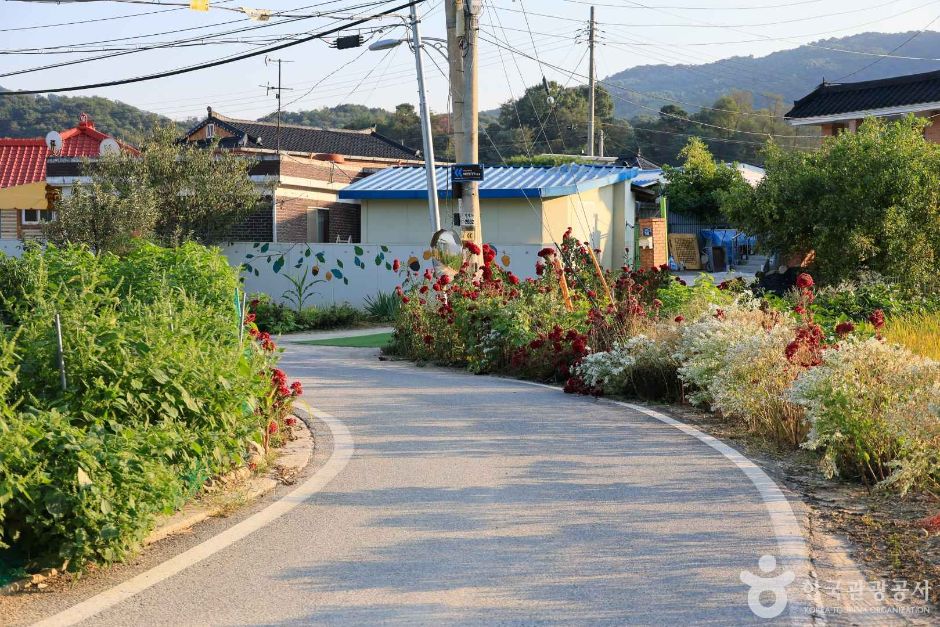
left=341, top=165, right=640, bottom=270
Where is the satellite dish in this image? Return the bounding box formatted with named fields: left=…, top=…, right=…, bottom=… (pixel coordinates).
left=45, top=131, right=63, bottom=154
left=99, top=138, right=120, bottom=156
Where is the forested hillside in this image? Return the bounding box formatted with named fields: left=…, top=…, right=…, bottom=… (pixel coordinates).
left=0, top=88, right=182, bottom=145
left=603, top=31, right=940, bottom=119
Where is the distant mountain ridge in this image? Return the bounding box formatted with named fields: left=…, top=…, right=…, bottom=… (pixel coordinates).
left=603, top=31, right=940, bottom=119
left=0, top=88, right=185, bottom=145
left=3, top=31, right=939, bottom=146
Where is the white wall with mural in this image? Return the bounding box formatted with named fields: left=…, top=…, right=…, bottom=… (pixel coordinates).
left=0, top=239, right=23, bottom=257
left=223, top=242, right=545, bottom=307
left=0, top=239, right=545, bottom=307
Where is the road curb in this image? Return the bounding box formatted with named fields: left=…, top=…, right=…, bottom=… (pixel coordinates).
left=0, top=414, right=314, bottom=597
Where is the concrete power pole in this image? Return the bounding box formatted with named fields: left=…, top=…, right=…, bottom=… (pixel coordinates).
left=447, top=0, right=482, bottom=257
left=586, top=6, right=596, bottom=157
left=463, top=0, right=482, bottom=253
left=445, top=1, right=465, bottom=164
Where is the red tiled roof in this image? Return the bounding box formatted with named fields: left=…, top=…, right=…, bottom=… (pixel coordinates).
left=0, top=114, right=136, bottom=188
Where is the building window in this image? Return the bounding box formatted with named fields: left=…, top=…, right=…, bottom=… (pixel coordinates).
left=206, top=123, right=215, bottom=139
left=21, top=209, right=56, bottom=224
left=315, top=208, right=330, bottom=243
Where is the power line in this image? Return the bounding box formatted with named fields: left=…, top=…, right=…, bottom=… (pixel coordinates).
left=490, top=0, right=917, bottom=28
left=0, top=0, right=389, bottom=77
left=835, top=12, right=940, bottom=80
left=480, top=30, right=779, bottom=138
left=0, top=0, right=423, bottom=96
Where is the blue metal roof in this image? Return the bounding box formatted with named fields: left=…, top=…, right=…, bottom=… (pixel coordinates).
left=338, top=164, right=639, bottom=200
left=631, top=168, right=665, bottom=188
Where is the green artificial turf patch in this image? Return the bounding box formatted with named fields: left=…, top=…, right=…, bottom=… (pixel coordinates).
left=297, top=332, right=393, bottom=348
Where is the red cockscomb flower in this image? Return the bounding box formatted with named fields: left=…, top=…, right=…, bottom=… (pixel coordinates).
left=290, top=381, right=303, bottom=396
left=250, top=299, right=260, bottom=309
left=674, top=315, right=685, bottom=323
left=835, top=321, right=855, bottom=336
left=463, top=241, right=481, bottom=255
left=285, top=416, right=297, bottom=426
left=537, top=247, right=555, bottom=258
left=268, top=420, right=278, bottom=434
left=868, top=309, right=885, bottom=330
left=507, top=272, right=520, bottom=285
left=244, top=313, right=256, bottom=324
left=424, top=268, right=433, bottom=280
left=272, top=368, right=287, bottom=385
left=401, top=296, right=410, bottom=304
left=714, top=308, right=726, bottom=321
left=652, top=299, right=663, bottom=309
left=793, top=304, right=806, bottom=315
left=423, top=334, right=433, bottom=345
left=796, top=273, right=814, bottom=289
left=439, top=274, right=451, bottom=285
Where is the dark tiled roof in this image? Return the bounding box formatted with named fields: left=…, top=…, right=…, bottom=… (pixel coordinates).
left=619, top=151, right=659, bottom=169
left=786, top=69, right=940, bottom=120
left=187, top=113, right=420, bottom=160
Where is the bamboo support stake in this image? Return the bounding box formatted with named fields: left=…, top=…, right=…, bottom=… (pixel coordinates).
left=586, top=246, right=613, bottom=304
left=554, top=257, right=574, bottom=311
left=54, top=313, right=66, bottom=392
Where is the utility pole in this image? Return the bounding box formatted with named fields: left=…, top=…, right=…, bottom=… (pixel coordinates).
left=445, top=1, right=465, bottom=164
left=586, top=6, right=596, bottom=157
left=263, top=56, right=293, bottom=154
left=407, top=2, right=441, bottom=233
left=458, top=0, right=482, bottom=256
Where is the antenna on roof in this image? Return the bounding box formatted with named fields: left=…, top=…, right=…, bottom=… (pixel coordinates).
left=45, top=131, right=63, bottom=155
left=99, top=138, right=120, bottom=157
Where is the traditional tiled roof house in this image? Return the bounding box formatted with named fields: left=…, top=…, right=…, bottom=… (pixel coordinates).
left=0, top=113, right=136, bottom=240
left=785, top=69, right=940, bottom=140
left=182, top=108, right=422, bottom=243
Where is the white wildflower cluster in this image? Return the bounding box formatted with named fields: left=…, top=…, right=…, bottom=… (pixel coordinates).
left=575, top=342, right=638, bottom=390
left=789, top=337, right=940, bottom=492
left=674, top=301, right=773, bottom=406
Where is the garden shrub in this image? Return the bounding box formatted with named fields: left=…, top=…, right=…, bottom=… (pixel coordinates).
left=790, top=338, right=940, bottom=492
left=0, top=244, right=298, bottom=570
left=576, top=325, right=682, bottom=401
left=709, top=324, right=807, bottom=447
left=674, top=301, right=774, bottom=406
left=251, top=295, right=364, bottom=334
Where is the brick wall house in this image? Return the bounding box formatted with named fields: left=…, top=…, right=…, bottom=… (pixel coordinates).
left=786, top=69, right=940, bottom=141
left=183, top=108, right=422, bottom=244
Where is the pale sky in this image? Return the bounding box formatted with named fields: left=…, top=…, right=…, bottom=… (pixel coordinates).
left=1, top=0, right=938, bottom=122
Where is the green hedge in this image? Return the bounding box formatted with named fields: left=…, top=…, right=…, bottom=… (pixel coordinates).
left=0, top=243, right=269, bottom=569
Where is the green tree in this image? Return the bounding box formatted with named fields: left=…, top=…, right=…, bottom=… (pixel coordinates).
left=47, top=127, right=264, bottom=251
left=45, top=158, right=158, bottom=254
left=662, top=137, right=748, bottom=221
left=721, top=116, right=940, bottom=291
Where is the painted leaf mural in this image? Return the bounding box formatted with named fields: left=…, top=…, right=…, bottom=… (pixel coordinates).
left=272, top=256, right=284, bottom=273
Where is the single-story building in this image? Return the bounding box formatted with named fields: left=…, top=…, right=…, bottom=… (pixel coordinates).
left=338, top=164, right=646, bottom=270
left=181, top=108, right=423, bottom=243
left=0, top=113, right=136, bottom=240
left=785, top=69, right=940, bottom=141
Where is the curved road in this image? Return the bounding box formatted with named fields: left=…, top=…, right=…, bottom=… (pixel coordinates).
left=57, top=343, right=810, bottom=625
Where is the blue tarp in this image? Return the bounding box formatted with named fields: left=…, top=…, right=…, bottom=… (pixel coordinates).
left=700, top=229, right=757, bottom=269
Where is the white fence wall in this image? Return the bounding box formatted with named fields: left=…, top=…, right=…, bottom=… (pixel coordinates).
left=0, top=239, right=545, bottom=308
left=0, top=239, right=23, bottom=257
left=223, top=242, right=544, bottom=307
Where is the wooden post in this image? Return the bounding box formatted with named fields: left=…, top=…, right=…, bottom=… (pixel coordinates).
left=586, top=245, right=613, bottom=304
left=554, top=258, right=574, bottom=311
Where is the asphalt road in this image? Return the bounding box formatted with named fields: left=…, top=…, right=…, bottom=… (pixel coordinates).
left=53, top=343, right=809, bottom=625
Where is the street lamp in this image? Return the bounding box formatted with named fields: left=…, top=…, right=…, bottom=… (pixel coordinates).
left=368, top=7, right=444, bottom=239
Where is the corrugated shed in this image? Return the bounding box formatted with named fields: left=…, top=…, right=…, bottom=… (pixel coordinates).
left=339, top=164, right=638, bottom=200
